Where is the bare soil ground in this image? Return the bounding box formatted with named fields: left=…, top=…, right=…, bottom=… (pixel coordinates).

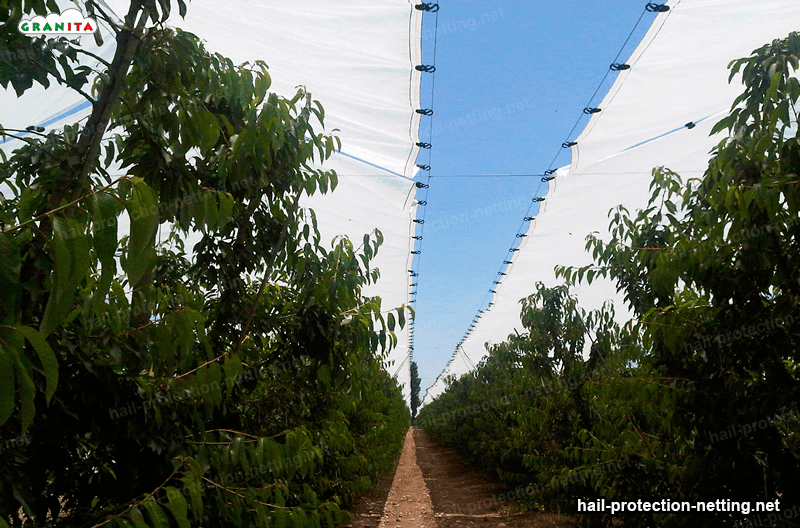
left=343, top=427, right=577, bottom=528
left=343, top=448, right=401, bottom=528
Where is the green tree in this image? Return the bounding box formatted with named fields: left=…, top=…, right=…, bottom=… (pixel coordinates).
left=418, top=284, right=668, bottom=519
left=561, top=31, right=800, bottom=526
left=410, top=360, right=421, bottom=420
left=0, top=1, right=409, bottom=526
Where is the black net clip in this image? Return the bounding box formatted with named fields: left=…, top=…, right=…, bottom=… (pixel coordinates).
left=416, top=108, right=434, bottom=116
left=532, top=197, right=545, bottom=203
left=415, top=64, right=436, bottom=73
left=416, top=200, right=427, bottom=206
left=524, top=216, right=535, bottom=221
left=583, top=107, right=601, bottom=114
left=413, top=219, right=425, bottom=224
left=415, top=3, right=440, bottom=12
left=416, top=164, right=431, bottom=171
left=415, top=182, right=429, bottom=189
left=646, top=3, right=670, bottom=12
left=562, top=141, right=577, bottom=149
left=610, top=63, right=631, bottom=71
left=416, top=142, right=432, bottom=149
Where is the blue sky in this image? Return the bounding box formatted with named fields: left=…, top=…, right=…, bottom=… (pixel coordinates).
left=411, top=1, right=660, bottom=396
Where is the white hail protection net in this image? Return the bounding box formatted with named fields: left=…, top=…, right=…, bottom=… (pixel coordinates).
left=423, top=0, right=800, bottom=405
left=1, top=0, right=423, bottom=405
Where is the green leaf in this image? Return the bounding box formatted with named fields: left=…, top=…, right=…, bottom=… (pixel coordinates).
left=142, top=497, right=170, bottom=528
left=203, top=192, right=219, bottom=230
left=329, top=170, right=338, bottom=192
left=163, top=487, right=190, bottom=528
left=187, top=195, right=205, bottom=232
left=231, top=436, right=243, bottom=471
left=39, top=217, right=73, bottom=337
left=207, top=361, right=223, bottom=406
left=255, top=437, right=265, bottom=467
left=222, top=353, right=242, bottom=397
left=275, top=505, right=287, bottom=528
left=64, top=219, right=91, bottom=288
left=42, top=217, right=91, bottom=336
left=91, top=192, right=119, bottom=301
left=217, top=192, right=234, bottom=225
left=266, top=439, right=283, bottom=475
left=240, top=442, right=252, bottom=473
left=0, top=232, right=21, bottom=324
left=123, top=181, right=159, bottom=286
left=129, top=508, right=150, bottom=528
left=103, top=140, right=116, bottom=168
left=179, top=457, right=204, bottom=519
left=0, top=345, right=16, bottom=427
left=156, top=0, right=171, bottom=21
left=9, top=343, right=35, bottom=432
left=194, top=109, right=220, bottom=152
left=15, top=325, right=58, bottom=403
left=317, top=365, right=330, bottom=389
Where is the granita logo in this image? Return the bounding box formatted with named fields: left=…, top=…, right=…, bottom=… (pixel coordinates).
left=18, top=8, right=97, bottom=35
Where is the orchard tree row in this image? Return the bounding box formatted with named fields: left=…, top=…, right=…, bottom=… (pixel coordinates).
left=418, top=32, right=800, bottom=528
left=0, top=0, right=410, bottom=526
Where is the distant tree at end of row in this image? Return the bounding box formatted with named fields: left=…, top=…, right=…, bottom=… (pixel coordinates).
left=411, top=360, right=421, bottom=421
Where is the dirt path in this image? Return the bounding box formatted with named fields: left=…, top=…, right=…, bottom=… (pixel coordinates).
left=376, top=428, right=438, bottom=527
left=344, top=428, right=576, bottom=528
left=414, top=428, right=575, bottom=528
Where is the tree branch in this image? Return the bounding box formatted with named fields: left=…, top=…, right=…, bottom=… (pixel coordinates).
left=60, top=1, right=150, bottom=206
